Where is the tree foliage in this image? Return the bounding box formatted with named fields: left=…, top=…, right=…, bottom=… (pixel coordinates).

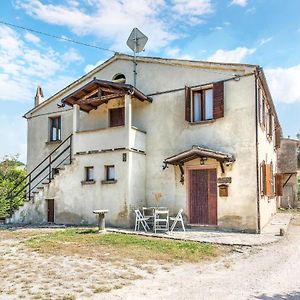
left=0, top=155, right=27, bottom=218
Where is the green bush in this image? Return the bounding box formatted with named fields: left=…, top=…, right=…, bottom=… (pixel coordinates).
left=0, top=155, right=27, bottom=218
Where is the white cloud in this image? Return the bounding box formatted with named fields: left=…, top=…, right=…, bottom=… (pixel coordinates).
left=258, top=37, right=272, bottom=47
left=0, top=25, right=79, bottom=102
left=265, top=65, right=300, bottom=104
left=165, top=47, right=194, bottom=60
left=172, top=0, right=213, bottom=24
left=230, top=0, right=248, bottom=7
left=24, top=32, right=40, bottom=44
left=62, top=48, right=84, bottom=63
left=16, top=0, right=213, bottom=52
left=208, top=47, right=256, bottom=63
left=84, top=60, right=105, bottom=73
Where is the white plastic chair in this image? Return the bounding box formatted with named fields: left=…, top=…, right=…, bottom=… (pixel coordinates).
left=153, top=209, right=169, bottom=233
left=170, top=209, right=185, bottom=232
left=134, top=209, right=150, bottom=232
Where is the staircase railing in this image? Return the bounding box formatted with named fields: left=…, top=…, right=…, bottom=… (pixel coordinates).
left=5, top=134, right=73, bottom=218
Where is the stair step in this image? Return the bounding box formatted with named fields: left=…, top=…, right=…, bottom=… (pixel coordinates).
left=37, top=186, right=44, bottom=190
left=42, top=181, right=50, bottom=185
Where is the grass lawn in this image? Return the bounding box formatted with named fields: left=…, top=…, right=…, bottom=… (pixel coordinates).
left=24, top=228, right=218, bottom=263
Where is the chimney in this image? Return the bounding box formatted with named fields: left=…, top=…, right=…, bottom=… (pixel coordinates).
left=34, top=85, right=44, bottom=107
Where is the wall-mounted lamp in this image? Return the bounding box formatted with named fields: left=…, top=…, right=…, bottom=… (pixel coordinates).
left=200, top=157, right=207, bottom=165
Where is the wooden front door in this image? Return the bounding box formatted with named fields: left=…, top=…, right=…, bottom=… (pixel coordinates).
left=188, top=168, right=217, bottom=225
left=47, top=199, right=54, bottom=223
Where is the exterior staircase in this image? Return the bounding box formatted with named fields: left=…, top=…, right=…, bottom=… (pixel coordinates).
left=4, top=134, right=73, bottom=224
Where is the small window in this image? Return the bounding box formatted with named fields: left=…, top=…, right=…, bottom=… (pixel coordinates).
left=192, top=89, right=213, bottom=122
left=85, top=167, right=94, bottom=182
left=109, top=107, right=125, bottom=127
left=105, top=165, right=115, bottom=181
left=49, top=116, right=61, bottom=141
left=112, top=73, right=126, bottom=83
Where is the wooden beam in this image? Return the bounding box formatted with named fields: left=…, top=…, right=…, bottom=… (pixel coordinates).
left=80, top=93, right=126, bottom=106
left=78, top=88, right=100, bottom=101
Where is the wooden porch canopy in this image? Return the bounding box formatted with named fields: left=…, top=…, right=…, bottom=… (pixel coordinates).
left=61, top=78, right=152, bottom=112
left=163, top=146, right=235, bottom=183
left=163, top=146, right=235, bottom=166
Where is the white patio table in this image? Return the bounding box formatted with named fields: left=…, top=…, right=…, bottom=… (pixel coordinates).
left=93, top=210, right=109, bottom=231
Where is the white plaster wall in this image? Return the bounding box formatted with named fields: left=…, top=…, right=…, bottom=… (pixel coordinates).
left=141, top=75, right=258, bottom=232
left=23, top=57, right=262, bottom=231
left=257, top=116, right=278, bottom=228
left=44, top=151, right=145, bottom=227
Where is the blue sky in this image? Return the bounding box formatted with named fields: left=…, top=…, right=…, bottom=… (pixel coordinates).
left=0, top=0, right=299, bottom=163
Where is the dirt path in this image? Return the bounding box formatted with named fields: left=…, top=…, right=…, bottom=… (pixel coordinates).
left=1, top=216, right=299, bottom=300
left=105, top=215, right=300, bottom=300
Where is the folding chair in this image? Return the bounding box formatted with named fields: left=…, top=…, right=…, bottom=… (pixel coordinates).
left=153, top=209, right=169, bottom=233
left=134, top=209, right=150, bottom=232
left=170, top=208, right=185, bottom=232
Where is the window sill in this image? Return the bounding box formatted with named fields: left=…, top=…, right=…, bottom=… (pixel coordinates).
left=81, top=180, right=96, bottom=185
left=189, top=119, right=215, bottom=125
left=101, top=180, right=117, bottom=184
left=46, top=140, right=62, bottom=145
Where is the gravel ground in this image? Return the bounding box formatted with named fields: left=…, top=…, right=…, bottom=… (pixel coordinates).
left=0, top=215, right=299, bottom=300
left=105, top=214, right=300, bottom=300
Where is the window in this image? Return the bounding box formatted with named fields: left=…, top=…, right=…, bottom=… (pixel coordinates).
left=260, top=161, right=274, bottom=197
left=85, top=167, right=94, bottom=182
left=49, top=116, right=61, bottom=141
left=105, top=165, right=115, bottom=181
left=112, top=73, right=126, bottom=83
left=109, top=107, right=125, bottom=127
left=192, top=89, right=213, bottom=122
left=266, top=108, right=273, bottom=139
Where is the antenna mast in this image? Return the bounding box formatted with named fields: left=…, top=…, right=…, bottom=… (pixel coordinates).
left=127, top=28, right=148, bottom=87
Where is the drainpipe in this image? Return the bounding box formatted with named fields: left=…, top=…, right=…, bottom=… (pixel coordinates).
left=255, top=69, right=261, bottom=234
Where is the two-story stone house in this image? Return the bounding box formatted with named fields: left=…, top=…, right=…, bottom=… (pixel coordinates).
left=10, top=54, right=282, bottom=233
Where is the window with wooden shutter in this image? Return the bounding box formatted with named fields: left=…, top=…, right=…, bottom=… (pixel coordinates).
left=185, top=86, right=191, bottom=122
left=260, top=161, right=266, bottom=196
left=213, top=81, right=224, bottom=119
left=275, top=126, right=281, bottom=148
left=109, top=107, right=125, bottom=127
left=275, top=173, right=283, bottom=196
left=265, top=163, right=273, bottom=197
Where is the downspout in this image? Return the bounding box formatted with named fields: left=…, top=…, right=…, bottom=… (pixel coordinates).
left=255, top=69, right=261, bottom=234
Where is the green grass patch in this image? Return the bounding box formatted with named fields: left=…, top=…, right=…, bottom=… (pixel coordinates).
left=24, top=228, right=218, bottom=262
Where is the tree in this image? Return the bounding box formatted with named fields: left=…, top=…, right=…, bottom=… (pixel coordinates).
left=0, top=155, right=27, bottom=218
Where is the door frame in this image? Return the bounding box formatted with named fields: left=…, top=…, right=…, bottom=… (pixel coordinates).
left=186, top=164, right=218, bottom=225
left=47, top=199, right=55, bottom=223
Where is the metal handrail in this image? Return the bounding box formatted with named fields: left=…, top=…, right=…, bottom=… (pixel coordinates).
left=5, top=134, right=73, bottom=217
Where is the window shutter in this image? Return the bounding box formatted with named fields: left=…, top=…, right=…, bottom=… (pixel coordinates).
left=269, top=113, right=273, bottom=138
left=275, top=173, right=283, bottom=196
left=258, top=86, right=262, bottom=124
left=275, top=126, right=281, bottom=148
left=185, top=86, right=191, bottom=122
left=213, top=81, right=224, bottom=119
left=265, top=164, right=272, bottom=197
left=260, top=161, right=266, bottom=195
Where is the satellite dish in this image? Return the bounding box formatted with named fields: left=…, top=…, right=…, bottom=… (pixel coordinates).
left=127, top=28, right=148, bottom=87
left=127, top=27, right=148, bottom=53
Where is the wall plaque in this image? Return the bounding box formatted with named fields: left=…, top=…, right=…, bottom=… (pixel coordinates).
left=217, top=177, right=232, bottom=184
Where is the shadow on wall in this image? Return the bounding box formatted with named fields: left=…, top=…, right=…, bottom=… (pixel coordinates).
left=255, top=291, right=300, bottom=299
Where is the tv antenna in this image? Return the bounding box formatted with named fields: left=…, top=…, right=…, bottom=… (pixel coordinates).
left=126, top=28, right=148, bottom=87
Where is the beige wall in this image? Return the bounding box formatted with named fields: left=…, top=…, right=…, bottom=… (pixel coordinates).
left=20, top=57, right=276, bottom=232
left=256, top=80, right=278, bottom=229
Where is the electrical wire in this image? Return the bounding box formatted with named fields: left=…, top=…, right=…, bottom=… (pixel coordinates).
left=0, top=20, right=119, bottom=54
